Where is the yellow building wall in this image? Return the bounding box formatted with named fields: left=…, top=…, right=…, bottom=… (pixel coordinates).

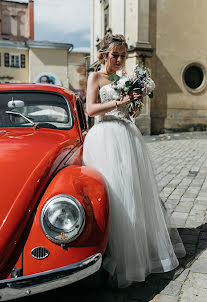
left=152, top=0, right=207, bottom=133
left=0, top=47, right=28, bottom=83
left=29, top=48, right=69, bottom=88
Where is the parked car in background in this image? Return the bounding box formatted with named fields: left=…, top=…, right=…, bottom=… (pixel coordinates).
left=0, top=83, right=109, bottom=301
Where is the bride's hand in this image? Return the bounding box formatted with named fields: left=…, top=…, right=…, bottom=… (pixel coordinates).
left=116, top=91, right=143, bottom=108
left=129, top=90, right=142, bottom=101
left=117, top=95, right=131, bottom=106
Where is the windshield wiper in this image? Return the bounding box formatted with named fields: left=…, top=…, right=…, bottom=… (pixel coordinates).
left=5, top=111, right=38, bottom=129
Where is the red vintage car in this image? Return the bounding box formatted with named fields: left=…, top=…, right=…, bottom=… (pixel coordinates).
left=0, top=83, right=110, bottom=301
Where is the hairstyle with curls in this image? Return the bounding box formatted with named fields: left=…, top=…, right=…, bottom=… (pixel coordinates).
left=97, top=33, right=128, bottom=65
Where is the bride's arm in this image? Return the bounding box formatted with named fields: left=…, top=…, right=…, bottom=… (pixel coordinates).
left=86, top=72, right=131, bottom=117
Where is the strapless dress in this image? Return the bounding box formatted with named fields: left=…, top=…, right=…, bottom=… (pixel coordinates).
left=83, top=84, right=186, bottom=288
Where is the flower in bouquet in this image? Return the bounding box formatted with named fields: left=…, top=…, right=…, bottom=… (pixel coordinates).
left=108, top=65, right=155, bottom=115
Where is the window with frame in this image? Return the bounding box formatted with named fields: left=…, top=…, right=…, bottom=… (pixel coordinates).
left=76, top=98, right=87, bottom=132
left=10, top=54, right=20, bottom=68
left=183, top=64, right=204, bottom=90
left=4, top=53, right=26, bottom=68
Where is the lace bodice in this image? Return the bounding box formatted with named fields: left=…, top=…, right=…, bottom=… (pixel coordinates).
left=96, top=84, right=131, bottom=123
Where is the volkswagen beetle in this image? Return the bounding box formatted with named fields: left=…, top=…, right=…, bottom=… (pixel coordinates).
left=0, top=83, right=109, bottom=301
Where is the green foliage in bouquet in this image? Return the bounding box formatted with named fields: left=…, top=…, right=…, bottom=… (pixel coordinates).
left=108, top=74, right=120, bottom=82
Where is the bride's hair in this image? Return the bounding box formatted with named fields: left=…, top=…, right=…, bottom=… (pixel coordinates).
left=97, top=33, right=128, bottom=65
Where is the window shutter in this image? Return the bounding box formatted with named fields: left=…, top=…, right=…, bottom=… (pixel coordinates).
left=4, top=53, right=9, bottom=67
left=21, top=54, right=25, bottom=68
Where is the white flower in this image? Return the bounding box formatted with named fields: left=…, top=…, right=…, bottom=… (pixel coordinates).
left=145, top=78, right=156, bottom=91
left=116, top=83, right=123, bottom=90
left=118, top=77, right=129, bottom=87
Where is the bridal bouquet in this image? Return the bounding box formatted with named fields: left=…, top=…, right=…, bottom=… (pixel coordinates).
left=108, top=65, right=155, bottom=117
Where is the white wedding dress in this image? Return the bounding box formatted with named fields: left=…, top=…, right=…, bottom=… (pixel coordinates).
left=83, top=84, right=186, bottom=288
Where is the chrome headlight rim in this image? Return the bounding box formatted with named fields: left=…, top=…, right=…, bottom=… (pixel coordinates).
left=41, top=194, right=85, bottom=244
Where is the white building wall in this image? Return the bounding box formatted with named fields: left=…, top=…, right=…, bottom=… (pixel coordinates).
left=110, top=0, right=125, bottom=35
left=138, top=0, right=150, bottom=43
left=125, top=0, right=138, bottom=46
left=91, top=0, right=103, bottom=64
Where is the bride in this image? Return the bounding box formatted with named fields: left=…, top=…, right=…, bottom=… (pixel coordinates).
left=83, top=33, right=185, bottom=288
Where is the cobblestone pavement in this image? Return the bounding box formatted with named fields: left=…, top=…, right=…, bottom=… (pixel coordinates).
left=142, top=131, right=207, bottom=302
left=19, top=132, right=207, bottom=302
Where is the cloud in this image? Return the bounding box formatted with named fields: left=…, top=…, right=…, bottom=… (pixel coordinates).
left=34, top=0, right=91, bottom=46
left=35, top=21, right=90, bottom=48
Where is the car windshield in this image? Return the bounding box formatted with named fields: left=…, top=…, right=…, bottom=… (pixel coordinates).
left=0, top=91, right=73, bottom=129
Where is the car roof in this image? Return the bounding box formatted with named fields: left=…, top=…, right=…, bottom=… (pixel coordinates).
left=0, top=83, right=75, bottom=96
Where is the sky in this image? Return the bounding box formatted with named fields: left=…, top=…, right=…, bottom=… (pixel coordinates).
left=17, top=0, right=91, bottom=50
left=34, top=0, right=91, bottom=50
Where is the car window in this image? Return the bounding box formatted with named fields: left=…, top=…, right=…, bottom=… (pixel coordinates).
left=76, top=98, right=87, bottom=132
left=0, top=91, right=73, bottom=130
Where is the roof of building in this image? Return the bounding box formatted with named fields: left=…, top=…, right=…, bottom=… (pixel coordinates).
left=0, top=40, right=73, bottom=52
left=26, top=40, right=73, bottom=51
left=2, top=0, right=31, bottom=3
left=0, top=40, right=27, bottom=50
left=72, top=47, right=90, bottom=54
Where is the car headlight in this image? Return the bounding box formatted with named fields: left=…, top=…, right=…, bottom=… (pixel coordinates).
left=41, top=195, right=85, bottom=244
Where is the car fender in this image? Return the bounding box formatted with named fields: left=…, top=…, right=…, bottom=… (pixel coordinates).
left=21, top=165, right=110, bottom=276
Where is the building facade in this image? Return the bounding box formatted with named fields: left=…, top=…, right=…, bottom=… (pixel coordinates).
left=0, top=40, right=28, bottom=83
left=0, top=40, right=73, bottom=87
left=91, top=0, right=207, bottom=134
left=0, top=39, right=89, bottom=98
left=28, top=40, right=72, bottom=88
left=0, top=0, right=34, bottom=41
left=0, top=0, right=89, bottom=99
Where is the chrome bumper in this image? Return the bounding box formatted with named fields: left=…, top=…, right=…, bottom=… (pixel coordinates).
left=0, top=253, right=102, bottom=301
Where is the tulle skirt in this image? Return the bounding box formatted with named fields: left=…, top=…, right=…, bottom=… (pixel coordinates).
left=83, top=118, right=186, bottom=288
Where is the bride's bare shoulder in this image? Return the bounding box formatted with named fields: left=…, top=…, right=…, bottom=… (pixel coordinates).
left=88, top=71, right=103, bottom=88
left=88, top=71, right=101, bottom=81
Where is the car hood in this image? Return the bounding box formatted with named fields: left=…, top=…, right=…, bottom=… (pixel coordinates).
left=0, top=128, right=78, bottom=276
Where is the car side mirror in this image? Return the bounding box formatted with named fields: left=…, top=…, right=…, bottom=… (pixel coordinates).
left=8, top=99, right=25, bottom=109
